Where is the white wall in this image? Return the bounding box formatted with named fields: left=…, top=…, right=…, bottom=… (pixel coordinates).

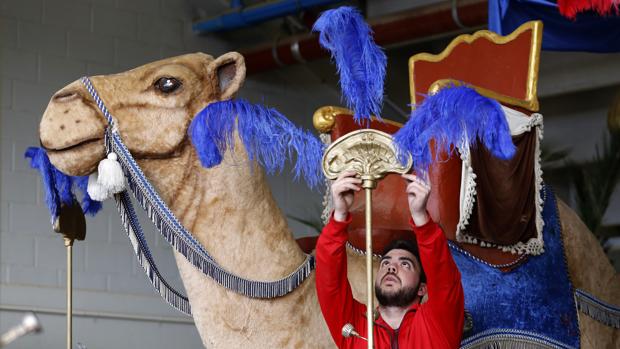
left=0, top=0, right=338, bottom=348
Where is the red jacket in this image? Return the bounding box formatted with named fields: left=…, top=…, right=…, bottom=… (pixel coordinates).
left=315, top=214, right=464, bottom=349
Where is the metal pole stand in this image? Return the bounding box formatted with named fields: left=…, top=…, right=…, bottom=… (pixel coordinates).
left=53, top=202, right=86, bottom=349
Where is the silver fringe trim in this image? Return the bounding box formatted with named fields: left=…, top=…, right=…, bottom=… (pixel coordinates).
left=108, top=108, right=315, bottom=300
left=575, top=288, right=620, bottom=328
left=448, top=241, right=528, bottom=269
left=116, top=191, right=192, bottom=316
left=345, top=241, right=382, bottom=259
left=460, top=329, right=576, bottom=349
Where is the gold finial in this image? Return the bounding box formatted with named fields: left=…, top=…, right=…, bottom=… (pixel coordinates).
left=312, top=106, right=352, bottom=133
left=322, top=129, right=411, bottom=189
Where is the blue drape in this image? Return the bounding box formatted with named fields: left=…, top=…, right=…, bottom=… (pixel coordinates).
left=489, top=0, right=620, bottom=52
left=452, top=186, right=580, bottom=347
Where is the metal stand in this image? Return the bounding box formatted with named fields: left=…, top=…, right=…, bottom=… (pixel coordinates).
left=54, top=202, right=86, bottom=349
left=64, top=237, right=73, bottom=349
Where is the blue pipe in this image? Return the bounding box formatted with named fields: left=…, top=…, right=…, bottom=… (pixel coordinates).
left=230, top=0, right=243, bottom=9
left=193, top=0, right=341, bottom=33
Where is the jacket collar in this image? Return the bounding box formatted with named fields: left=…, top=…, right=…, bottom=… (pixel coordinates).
left=366, top=301, right=421, bottom=331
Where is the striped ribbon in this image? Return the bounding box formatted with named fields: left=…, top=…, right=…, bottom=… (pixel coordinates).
left=81, top=76, right=315, bottom=314
left=460, top=328, right=576, bottom=349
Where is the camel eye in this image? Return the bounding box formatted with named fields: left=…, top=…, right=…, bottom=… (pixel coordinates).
left=155, top=77, right=181, bottom=94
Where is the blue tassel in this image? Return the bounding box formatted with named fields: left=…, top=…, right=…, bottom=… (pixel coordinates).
left=188, top=99, right=325, bottom=190
left=24, top=147, right=103, bottom=221
left=393, top=86, right=516, bottom=173
left=313, top=6, right=386, bottom=124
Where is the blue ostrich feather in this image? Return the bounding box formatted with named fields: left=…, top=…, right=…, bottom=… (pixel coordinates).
left=74, top=175, right=102, bottom=216
left=54, top=167, right=73, bottom=206
left=393, top=86, right=516, bottom=174
left=188, top=99, right=325, bottom=190
left=25, top=147, right=63, bottom=223
left=25, top=147, right=102, bottom=222
left=313, top=6, right=386, bottom=124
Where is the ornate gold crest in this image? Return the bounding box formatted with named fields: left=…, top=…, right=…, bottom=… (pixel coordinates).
left=322, top=129, right=412, bottom=189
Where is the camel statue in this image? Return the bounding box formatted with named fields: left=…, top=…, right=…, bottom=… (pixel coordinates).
left=39, top=52, right=341, bottom=348
left=37, top=52, right=619, bottom=348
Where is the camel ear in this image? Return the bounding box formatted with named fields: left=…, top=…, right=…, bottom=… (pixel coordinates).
left=208, top=52, right=246, bottom=101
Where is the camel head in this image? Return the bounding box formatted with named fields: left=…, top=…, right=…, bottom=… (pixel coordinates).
left=39, top=52, right=246, bottom=177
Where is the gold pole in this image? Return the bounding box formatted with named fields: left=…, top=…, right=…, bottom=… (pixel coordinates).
left=64, top=237, right=73, bottom=349
left=365, top=187, right=374, bottom=349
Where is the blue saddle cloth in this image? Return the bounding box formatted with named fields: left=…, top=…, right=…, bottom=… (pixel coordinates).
left=452, top=186, right=580, bottom=348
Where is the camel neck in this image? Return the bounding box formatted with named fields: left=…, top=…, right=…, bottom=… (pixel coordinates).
left=136, top=142, right=306, bottom=281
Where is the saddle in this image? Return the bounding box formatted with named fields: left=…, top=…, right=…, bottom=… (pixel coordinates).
left=305, top=21, right=545, bottom=271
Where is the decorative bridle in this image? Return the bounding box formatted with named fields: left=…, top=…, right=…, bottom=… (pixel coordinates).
left=80, top=76, right=315, bottom=316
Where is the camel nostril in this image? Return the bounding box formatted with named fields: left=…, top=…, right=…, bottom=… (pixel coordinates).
left=53, top=90, right=80, bottom=103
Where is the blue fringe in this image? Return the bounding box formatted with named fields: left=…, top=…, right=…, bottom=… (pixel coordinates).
left=312, top=6, right=386, bottom=124
left=188, top=99, right=325, bottom=189
left=393, top=86, right=516, bottom=173
left=24, top=147, right=102, bottom=221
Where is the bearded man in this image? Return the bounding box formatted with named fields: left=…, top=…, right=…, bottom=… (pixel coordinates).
left=315, top=171, right=464, bottom=349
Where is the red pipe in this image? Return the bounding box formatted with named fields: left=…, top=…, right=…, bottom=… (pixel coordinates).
left=242, top=1, right=488, bottom=75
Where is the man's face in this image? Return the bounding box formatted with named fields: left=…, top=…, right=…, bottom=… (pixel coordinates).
left=375, top=248, right=426, bottom=307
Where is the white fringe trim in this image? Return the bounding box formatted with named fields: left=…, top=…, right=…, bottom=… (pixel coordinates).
left=456, top=135, right=477, bottom=243
left=456, top=107, right=545, bottom=255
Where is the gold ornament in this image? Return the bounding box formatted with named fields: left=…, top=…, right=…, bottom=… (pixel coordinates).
left=322, top=129, right=412, bottom=189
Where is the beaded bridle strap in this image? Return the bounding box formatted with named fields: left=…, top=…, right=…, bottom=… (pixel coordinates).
left=81, top=76, right=315, bottom=315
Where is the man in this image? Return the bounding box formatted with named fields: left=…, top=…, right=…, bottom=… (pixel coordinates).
left=315, top=171, right=464, bottom=349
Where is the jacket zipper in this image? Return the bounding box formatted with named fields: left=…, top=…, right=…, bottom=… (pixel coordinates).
left=391, top=328, right=399, bottom=349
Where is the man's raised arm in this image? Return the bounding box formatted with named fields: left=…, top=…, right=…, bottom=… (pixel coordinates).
left=315, top=171, right=363, bottom=348
left=403, top=173, right=464, bottom=348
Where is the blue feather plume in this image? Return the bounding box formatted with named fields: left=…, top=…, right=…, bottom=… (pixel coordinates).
left=393, top=86, right=516, bottom=174
left=25, top=147, right=62, bottom=223
left=188, top=99, right=325, bottom=190
left=25, top=147, right=102, bottom=222
left=74, top=175, right=102, bottom=216
left=313, top=6, right=386, bottom=124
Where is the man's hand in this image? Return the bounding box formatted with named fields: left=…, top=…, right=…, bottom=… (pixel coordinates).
left=331, top=171, right=361, bottom=222
left=402, top=173, right=431, bottom=226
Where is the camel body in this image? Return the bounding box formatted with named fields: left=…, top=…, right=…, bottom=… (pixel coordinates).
left=38, top=53, right=618, bottom=348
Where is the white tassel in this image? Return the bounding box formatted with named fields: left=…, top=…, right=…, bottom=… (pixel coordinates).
left=97, top=152, right=125, bottom=193
left=87, top=172, right=112, bottom=201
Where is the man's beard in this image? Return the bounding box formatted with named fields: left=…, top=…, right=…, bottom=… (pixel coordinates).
left=375, top=278, right=419, bottom=307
